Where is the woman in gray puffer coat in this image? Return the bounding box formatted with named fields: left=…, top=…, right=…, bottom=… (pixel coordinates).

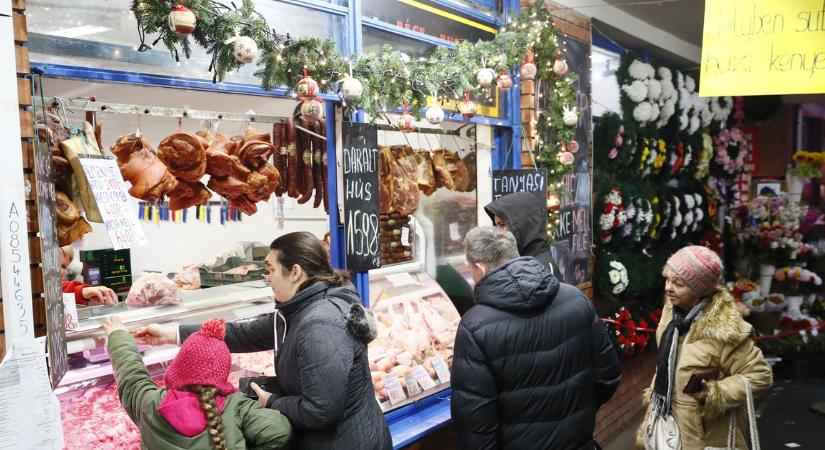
left=135, top=232, right=392, bottom=450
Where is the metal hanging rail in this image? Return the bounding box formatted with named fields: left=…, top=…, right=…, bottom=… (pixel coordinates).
left=374, top=123, right=460, bottom=136
left=47, top=97, right=288, bottom=124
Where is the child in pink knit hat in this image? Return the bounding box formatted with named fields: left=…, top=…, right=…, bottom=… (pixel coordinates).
left=103, top=316, right=292, bottom=450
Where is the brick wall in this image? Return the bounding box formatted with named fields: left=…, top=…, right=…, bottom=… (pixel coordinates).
left=593, top=351, right=656, bottom=446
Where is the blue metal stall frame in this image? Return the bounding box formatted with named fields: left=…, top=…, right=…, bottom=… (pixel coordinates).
left=29, top=1, right=520, bottom=447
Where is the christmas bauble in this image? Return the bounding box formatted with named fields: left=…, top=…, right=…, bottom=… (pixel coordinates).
left=297, top=76, right=319, bottom=100
left=340, top=76, right=363, bottom=101
left=563, top=106, right=578, bottom=126
left=425, top=104, right=445, bottom=125
left=300, top=99, right=325, bottom=123
left=396, top=113, right=416, bottom=132
left=567, top=141, right=580, bottom=153
left=232, top=36, right=258, bottom=64
left=458, top=99, right=477, bottom=119
left=168, top=3, right=197, bottom=37
left=520, top=62, right=537, bottom=80
left=547, top=193, right=561, bottom=211
left=553, top=58, right=568, bottom=76
left=558, top=151, right=575, bottom=165
left=496, top=73, right=513, bottom=90
left=476, top=68, right=496, bottom=87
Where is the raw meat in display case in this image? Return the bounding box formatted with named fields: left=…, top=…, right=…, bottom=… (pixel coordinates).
left=58, top=350, right=276, bottom=449
left=367, top=268, right=460, bottom=410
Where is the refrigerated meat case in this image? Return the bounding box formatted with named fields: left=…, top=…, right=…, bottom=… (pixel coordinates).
left=57, top=281, right=278, bottom=449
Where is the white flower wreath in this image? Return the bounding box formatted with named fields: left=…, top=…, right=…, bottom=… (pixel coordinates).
left=622, top=80, right=648, bottom=102
left=608, top=260, right=629, bottom=294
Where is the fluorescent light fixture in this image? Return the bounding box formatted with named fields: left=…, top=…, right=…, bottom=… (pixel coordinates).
left=50, top=25, right=111, bottom=39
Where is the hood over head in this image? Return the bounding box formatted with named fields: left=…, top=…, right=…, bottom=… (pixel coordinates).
left=474, top=256, right=559, bottom=312
left=485, top=192, right=550, bottom=257
left=157, top=389, right=227, bottom=438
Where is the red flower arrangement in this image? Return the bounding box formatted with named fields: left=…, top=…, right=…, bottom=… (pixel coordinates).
left=607, top=307, right=661, bottom=358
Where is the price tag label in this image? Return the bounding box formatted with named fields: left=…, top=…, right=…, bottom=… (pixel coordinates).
left=405, top=375, right=422, bottom=397
left=401, top=227, right=410, bottom=246
left=62, top=294, right=79, bottom=331
left=431, top=356, right=451, bottom=383
left=384, top=375, right=407, bottom=405
left=386, top=272, right=416, bottom=287
left=275, top=196, right=285, bottom=230
left=449, top=223, right=461, bottom=241
left=411, top=365, right=437, bottom=390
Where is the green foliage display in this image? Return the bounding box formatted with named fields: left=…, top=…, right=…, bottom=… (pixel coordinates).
left=132, top=0, right=575, bottom=178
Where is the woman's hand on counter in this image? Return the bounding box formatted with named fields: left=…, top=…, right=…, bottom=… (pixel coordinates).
left=131, top=324, right=177, bottom=345
left=82, top=286, right=119, bottom=305
left=102, top=316, right=128, bottom=337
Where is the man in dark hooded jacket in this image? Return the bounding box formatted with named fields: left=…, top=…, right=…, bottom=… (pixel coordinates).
left=451, top=226, right=621, bottom=450
left=485, top=191, right=560, bottom=277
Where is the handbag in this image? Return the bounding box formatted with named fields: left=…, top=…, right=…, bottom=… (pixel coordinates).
left=644, top=408, right=681, bottom=450
left=721, top=375, right=761, bottom=450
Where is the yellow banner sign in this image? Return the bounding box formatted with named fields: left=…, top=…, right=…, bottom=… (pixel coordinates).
left=700, top=0, right=825, bottom=96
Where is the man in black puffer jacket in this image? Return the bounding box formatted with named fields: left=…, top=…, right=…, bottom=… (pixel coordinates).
left=451, top=227, right=621, bottom=450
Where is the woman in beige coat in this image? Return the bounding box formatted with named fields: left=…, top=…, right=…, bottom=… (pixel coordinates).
left=637, top=246, right=773, bottom=450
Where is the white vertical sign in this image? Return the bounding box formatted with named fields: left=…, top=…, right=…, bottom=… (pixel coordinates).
left=0, top=3, right=34, bottom=348
left=0, top=7, right=65, bottom=448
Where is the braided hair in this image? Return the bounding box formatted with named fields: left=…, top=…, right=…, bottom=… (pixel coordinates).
left=183, top=385, right=227, bottom=450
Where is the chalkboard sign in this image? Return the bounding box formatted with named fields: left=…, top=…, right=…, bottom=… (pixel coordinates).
left=33, top=139, right=68, bottom=388
left=342, top=123, right=381, bottom=272
left=542, top=35, right=593, bottom=286
left=78, top=157, right=148, bottom=250
left=491, top=169, right=547, bottom=202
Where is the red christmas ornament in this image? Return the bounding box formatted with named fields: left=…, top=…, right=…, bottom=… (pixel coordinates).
left=458, top=93, right=477, bottom=120
left=496, top=71, right=513, bottom=90
left=396, top=100, right=415, bottom=132
left=167, top=3, right=197, bottom=37
left=296, top=67, right=319, bottom=100
left=300, top=98, right=325, bottom=123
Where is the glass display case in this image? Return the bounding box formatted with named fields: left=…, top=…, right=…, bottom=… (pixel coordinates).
left=367, top=263, right=460, bottom=412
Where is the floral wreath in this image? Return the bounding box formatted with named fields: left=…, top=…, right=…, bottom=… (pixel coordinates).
left=712, top=127, right=750, bottom=177
left=599, top=187, right=627, bottom=243
left=606, top=307, right=657, bottom=358
left=694, top=132, right=713, bottom=179
left=608, top=260, right=630, bottom=295
left=638, top=137, right=658, bottom=177
left=632, top=197, right=655, bottom=243
left=649, top=195, right=662, bottom=240
left=677, top=71, right=702, bottom=135
left=669, top=196, right=683, bottom=241
left=654, top=138, right=668, bottom=174
left=619, top=58, right=678, bottom=129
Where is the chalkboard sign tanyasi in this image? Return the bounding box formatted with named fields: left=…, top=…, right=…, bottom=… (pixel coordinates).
left=33, top=139, right=68, bottom=388
left=492, top=169, right=548, bottom=203
left=491, top=168, right=548, bottom=244
left=342, top=123, right=381, bottom=272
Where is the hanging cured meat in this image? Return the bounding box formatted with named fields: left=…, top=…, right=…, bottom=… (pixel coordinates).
left=462, top=152, right=477, bottom=192
left=378, top=147, right=394, bottom=215
left=272, top=123, right=287, bottom=197
left=205, top=134, right=252, bottom=179
left=168, top=179, right=211, bottom=211
left=157, top=130, right=207, bottom=181
left=431, top=150, right=455, bottom=190
left=414, top=151, right=437, bottom=196
left=55, top=191, right=93, bottom=246
left=112, top=134, right=179, bottom=202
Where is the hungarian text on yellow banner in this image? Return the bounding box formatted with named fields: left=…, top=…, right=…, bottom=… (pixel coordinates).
left=700, top=0, right=825, bottom=96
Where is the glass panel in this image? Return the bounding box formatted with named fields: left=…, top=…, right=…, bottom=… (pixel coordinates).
left=368, top=267, right=459, bottom=412
left=362, top=25, right=436, bottom=58
left=27, top=0, right=347, bottom=85
left=362, top=0, right=498, bottom=44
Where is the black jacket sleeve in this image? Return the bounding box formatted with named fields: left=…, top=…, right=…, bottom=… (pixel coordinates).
left=268, top=316, right=354, bottom=430
left=590, top=311, right=622, bottom=407
left=180, top=313, right=275, bottom=354
left=450, top=322, right=499, bottom=450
